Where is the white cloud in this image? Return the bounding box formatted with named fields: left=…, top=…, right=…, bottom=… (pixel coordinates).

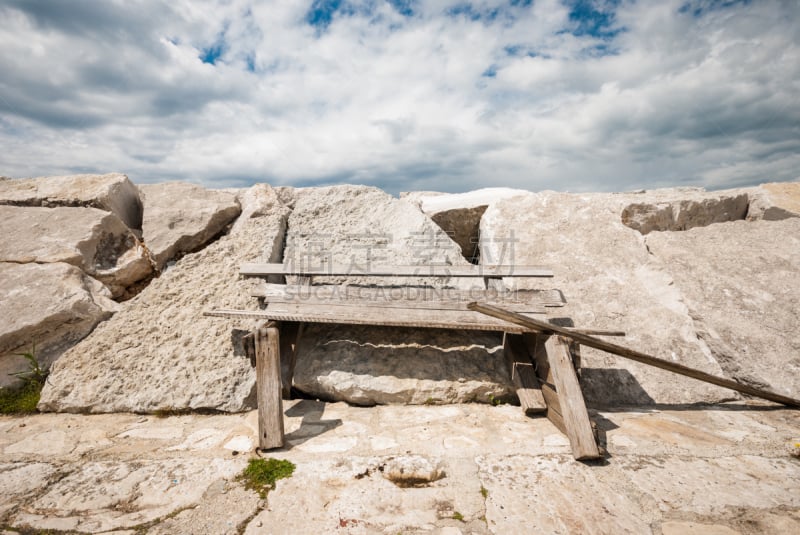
left=0, top=0, right=797, bottom=193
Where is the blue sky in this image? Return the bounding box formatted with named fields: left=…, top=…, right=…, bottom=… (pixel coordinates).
left=0, top=0, right=797, bottom=194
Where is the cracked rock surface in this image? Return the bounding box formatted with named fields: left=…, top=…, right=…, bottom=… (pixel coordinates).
left=645, top=219, right=800, bottom=398
left=0, top=262, right=118, bottom=388
left=480, top=190, right=733, bottom=406
left=2, top=402, right=799, bottom=534
left=37, top=185, right=289, bottom=413
left=139, top=182, right=242, bottom=271
left=0, top=172, right=144, bottom=230
left=0, top=205, right=152, bottom=298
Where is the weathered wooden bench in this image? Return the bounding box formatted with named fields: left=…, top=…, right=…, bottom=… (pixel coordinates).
left=206, top=262, right=615, bottom=460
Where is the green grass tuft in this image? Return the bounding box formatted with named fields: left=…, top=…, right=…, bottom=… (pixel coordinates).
left=452, top=511, right=464, bottom=522
left=1, top=344, right=47, bottom=415
left=238, top=458, right=296, bottom=498
left=0, top=380, right=43, bottom=414
left=480, top=485, right=489, bottom=498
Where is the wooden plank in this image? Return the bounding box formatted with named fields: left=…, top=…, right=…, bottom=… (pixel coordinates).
left=469, top=302, right=800, bottom=408
left=205, top=308, right=545, bottom=333
left=266, top=298, right=547, bottom=315
left=540, top=383, right=568, bottom=436
left=241, top=263, right=554, bottom=278
left=503, top=334, right=546, bottom=415
left=253, top=283, right=567, bottom=308
left=544, top=335, right=601, bottom=460
left=526, top=333, right=550, bottom=380
left=255, top=322, right=284, bottom=450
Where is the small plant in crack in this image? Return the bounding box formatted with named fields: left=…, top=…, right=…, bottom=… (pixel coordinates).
left=1, top=344, right=48, bottom=414
left=238, top=458, right=296, bottom=498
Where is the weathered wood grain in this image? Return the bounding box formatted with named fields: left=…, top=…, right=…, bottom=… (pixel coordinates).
left=241, top=263, right=554, bottom=278
left=255, top=322, right=284, bottom=450
left=545, top=335, right=601, bottom=460
left=503, top=334, right=546, bottom=415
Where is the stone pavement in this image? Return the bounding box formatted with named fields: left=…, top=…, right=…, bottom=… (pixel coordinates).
left=1, top=401, right=799, bottom=534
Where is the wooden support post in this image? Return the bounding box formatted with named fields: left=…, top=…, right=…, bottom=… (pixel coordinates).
left=255, top=321, right=284, bottom=450
left=503, top=333, right=546, bottom=415
left=544, top=335, right=600, bottom=460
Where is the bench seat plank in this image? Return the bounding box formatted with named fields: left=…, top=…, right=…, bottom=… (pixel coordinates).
left=252, top=284, right=566, bottom=308
left=241, top=263, right=553, bottom=278
left=204, top=307, right=546, bottom=333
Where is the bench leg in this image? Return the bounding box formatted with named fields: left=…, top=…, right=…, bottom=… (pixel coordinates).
left=542, top=335, right=600, bottom=461
left=256, top=321, right=284, bottom=450
left=503, top=333, right=546, bottom=415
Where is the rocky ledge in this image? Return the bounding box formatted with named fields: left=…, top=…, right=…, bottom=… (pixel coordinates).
left=0, top=173, right=798, bottom=413
left=1, top=402, right=799, bottom=533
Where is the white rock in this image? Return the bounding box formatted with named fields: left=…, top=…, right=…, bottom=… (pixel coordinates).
left=13, top=459, right=241, bottom=533
left=746, top=181, right=800, bottom=220
left=287, top=186, right=512, bottom=405
left=0, top=205, right=152, bottom=298
left=223, top=435, right=253, bottom=452
left=413, top=187, right=532, bottom=215
left=38, top=184, right=289, bottom=413
left=480, top=191, right=732, bottom=406
left=479, top=454, right=652, bottom=533
left=0, top=173, right=143, bottom=230
left=645, top=219, right=800, bottom=399
left=284, top=185, right=473, bottom=287
left=0, top=463, right=57, bottom=517
left=140, top=182, right=241, bottom=271
left=293, top=325, right=513, bottom=406
left=405, top=188, right=531, bottom=262
left=382, top=455, right=445, bottom=485
left=619, top=188, right=749, bottom=234
left=0, top=262, right=118, bottom=388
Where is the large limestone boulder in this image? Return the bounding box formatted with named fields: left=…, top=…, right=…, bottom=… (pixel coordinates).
left=139, top=182, right=241, bottom=271
left=287, top=185, right=512, bottom=405
left=481, top=191, right=732, bottom=406
left=619, top=188, right=749, bottom=234
left=38, top=184, right=288, bottom=413
left=0, top=262, right=118, bottom=388
left=0, top=205, right=152, bottom=298
left=293, top=325, right=512, bottom=405
left=746, top=181, right=800, bottom=221
left=0, top=173, right=143, bottom=230
left=283, top=185, right=472, bottom=288
left=645, top=219, right=800, bottom=398
left=404, top=188, right=530, bottom=262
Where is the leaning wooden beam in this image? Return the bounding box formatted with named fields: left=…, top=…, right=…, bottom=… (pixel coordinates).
left=468, top=302, right=800, bottom=408
left=503, top=334, right=546, bottom=415
left=544, top=335, right=601, bottom=460
left=255, top=321, right=284, bottom=450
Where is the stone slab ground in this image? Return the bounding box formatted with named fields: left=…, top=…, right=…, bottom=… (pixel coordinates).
left=1, top=402, right=798, bottom=534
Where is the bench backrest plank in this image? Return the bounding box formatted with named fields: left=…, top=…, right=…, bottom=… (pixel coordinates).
left=240, top=263, right=553, bottom=278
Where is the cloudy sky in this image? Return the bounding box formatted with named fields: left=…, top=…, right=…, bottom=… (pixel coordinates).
left=0, top=0, right=798, bottom=194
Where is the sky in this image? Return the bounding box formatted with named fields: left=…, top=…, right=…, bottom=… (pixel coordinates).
left=0, top=0, right=798, bottom=195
